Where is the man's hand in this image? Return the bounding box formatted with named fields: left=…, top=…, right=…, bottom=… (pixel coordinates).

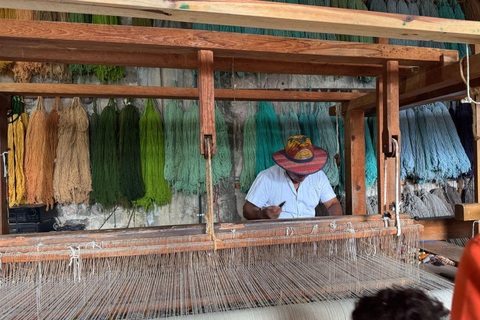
left=262, top=206, right=282, bottom=219
left=243, top=201, right=281, bottom=220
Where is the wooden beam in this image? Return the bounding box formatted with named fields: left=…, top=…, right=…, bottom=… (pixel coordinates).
left=0, top=83, right=366, bottom=102
left=0, top=19, right=457, bottom=67
left=0, top=44, right=406, bottom=77
left=0, top=94, right=8, bottom=235
left=376, top=76, right=385, bottom=216
left=198, top=50, right=216, bottom=156
left=475, top=95, right=480, bottom=203
left=382, top=61, right=400, bottom=155
left=339, top=53, right=480, bottom=114
left=5, top=0, right=480, bottom=44
left=344, top=107, right=366, bottom=215
left=455, top=203, right=480, bottom=221
left=419, top=218, right=474, bottom=241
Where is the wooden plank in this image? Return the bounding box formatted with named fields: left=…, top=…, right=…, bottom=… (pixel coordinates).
left=339, top=53, right=480, bottom=114
left=0, top=44, right=405, bottom=77
left=376, top=76, right=385, bottom=216
left=0, top=83, right=366, bottom=102
left=475, top=96, right=480, bottom=204
left=419, top=218, right=474, bottom=241
left=455, top=203, right=480, bottom=221
left=0, top=19, right=458, bottom=67
left=344, top=107, right=366, bottom=215
left=198, top=50, right=216, bottom=156
left=0, top=214, right=414, bottom=248
left=420, top=241, right=464, bottom=264
left=5, top=0, right=480, bottom=44
left=0, top=94, right=8, bottom=235
left=382, top=61, right=400, bottom=155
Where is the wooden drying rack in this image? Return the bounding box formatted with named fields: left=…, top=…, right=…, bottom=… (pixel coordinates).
left=0, top=0, right=479, bottom=240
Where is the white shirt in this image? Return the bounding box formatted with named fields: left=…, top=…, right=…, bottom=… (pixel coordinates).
left=245, top=165, right=336, bottom=219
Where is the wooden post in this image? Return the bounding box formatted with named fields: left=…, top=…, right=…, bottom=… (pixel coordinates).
left=0, top=94, right=8, bottom=235
left=378, top=61, right=400, bottom=216
left=474, top=97, right=480, bottom=204
left=198, top=50, right=216, bottom=157
left=344, top=105, right=366, bottom=215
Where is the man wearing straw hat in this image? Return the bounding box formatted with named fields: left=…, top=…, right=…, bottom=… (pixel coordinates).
left=243, top=135, right=342, bottom=219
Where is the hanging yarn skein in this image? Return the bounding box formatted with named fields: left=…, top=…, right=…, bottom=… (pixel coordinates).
left=53, top=97, right=92, bottom=205
left=135, top=99, right=171, bottom=209
left=211, top=106, right=232, bottom=186
left=7, top=97, right=28, bottom=206
left=279, top=103, right=301, bottom=146
left=240, top=106, right=257, bottom=193
left=24, top=97, right=48, bottom=204
left=38, top=97, right=62, bottom=210
left=432, top=102, right=471, bottom=178
left=91, top=15, right=125, bottom=83
left=453, top=103, right=474, bottom=176
left=177, top=103, right=206, bottom=195
left=95, top=98, right=122, bottom=209
left=255, top=101, right=283, bottom=175
left=308, top=103, right=321, bottom=148
left=89, top=100, right=101, bottom=205
left=316, top=103, right=339, bottom=188
left=364, top=118, right=377, bottom=187
left=298, top=102, right=312, bottom=138
left=119, top=99, right=145, bottom=204
left=163, top=100, right=184, bottom=190
left=399, top=110, right=414, bottom=180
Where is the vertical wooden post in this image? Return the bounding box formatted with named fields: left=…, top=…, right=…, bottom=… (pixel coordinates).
left=198, top=50, right=216, bottom=157
left=474, top=98, right=480, bottom=204
left=378, top=61, right=400, bottom=216
left=344, top=105, right=366, bottom=215
left=0, top=94, right=8, bottom=235
left=376, top=75, right=385, bottom=215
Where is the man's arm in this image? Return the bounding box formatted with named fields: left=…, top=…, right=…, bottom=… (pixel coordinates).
left=323, top=197, right=342, bottom=216
left=243, top=201, right=281, bottom=220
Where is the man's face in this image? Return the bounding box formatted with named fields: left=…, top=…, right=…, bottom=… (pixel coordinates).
left=287, top=171, right=309, bottom=184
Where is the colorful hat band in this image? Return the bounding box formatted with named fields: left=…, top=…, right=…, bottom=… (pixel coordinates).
left=285, top=151, right=314, bottom=163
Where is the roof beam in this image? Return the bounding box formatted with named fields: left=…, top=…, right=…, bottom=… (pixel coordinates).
left=4, top=0, right=480, bottom=44
left=335, top=53, right=480, bottom=114
left=0, top=83, right=366, bottom=102
left=0, top=45, right=407, bottom=77
left=0, top=19, right=457, bottom=67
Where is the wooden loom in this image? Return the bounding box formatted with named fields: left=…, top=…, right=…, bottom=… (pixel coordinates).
left=0, top=1, right=479, bottom=317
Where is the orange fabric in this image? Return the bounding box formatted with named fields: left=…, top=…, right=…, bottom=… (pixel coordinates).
left=451, top=235, right=480, bottom=320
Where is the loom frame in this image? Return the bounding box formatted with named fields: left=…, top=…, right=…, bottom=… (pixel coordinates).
left=0, top=2, right=477, bottom=240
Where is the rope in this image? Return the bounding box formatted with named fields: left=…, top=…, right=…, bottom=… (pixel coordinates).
left=460, top=46, right=480, bottom=105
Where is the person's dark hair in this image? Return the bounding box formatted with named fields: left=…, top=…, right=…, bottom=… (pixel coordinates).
left=352, top=287, right=449, bottom=320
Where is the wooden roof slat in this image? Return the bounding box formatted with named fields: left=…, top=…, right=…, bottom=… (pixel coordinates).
left=0, top=19, right=458, bottom=67
left=5, top=0, right=480, bottom=44
left=0, top=83, right=366, bottom=102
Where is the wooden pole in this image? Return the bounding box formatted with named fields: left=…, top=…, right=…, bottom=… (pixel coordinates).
left=198, top=50, right=216, bottom=157
left=344, top=106, right=366, bottom=215
left=0, top=94, right=8, bottom=235
left=379, top=61, right=400, bottom=216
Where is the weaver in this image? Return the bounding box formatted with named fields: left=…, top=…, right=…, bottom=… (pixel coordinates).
left=0, top=215, right=453, bottom=319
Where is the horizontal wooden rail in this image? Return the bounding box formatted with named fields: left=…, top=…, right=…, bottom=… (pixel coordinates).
left=0, top=19, right=457, bottom=67
left=4, top=0, right=480, bottom=43
left=0, top=45, right=409, bottom=77
left=0, top=83, right=366, bottom=102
